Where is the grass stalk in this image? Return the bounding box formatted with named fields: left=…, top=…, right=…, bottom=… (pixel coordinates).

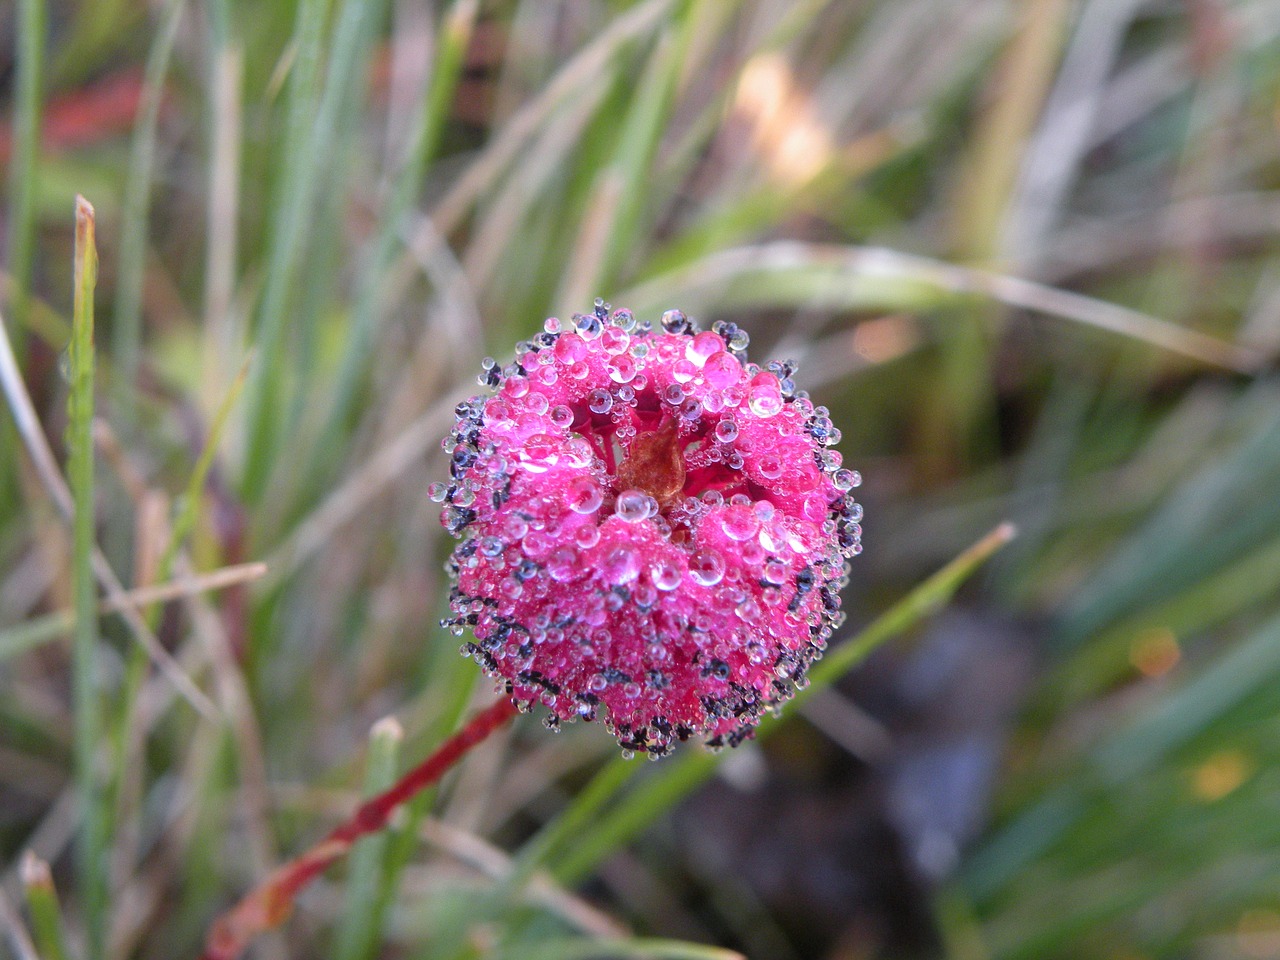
left=69, top=195, right=106, bottom=960
left=335, top=716, right=404, bottom=960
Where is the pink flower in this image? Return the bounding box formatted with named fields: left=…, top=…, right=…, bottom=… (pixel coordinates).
left=433, top=302, right=862, bottom=756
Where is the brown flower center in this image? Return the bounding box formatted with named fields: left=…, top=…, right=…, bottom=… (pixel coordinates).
left=616, top=417, right=686, bottom=509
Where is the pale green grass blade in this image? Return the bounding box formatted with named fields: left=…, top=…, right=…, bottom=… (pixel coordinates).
left=336, top=716, right=404, bottom=960
left=111, top=0, right=187, bottom=393
left=69, top=195, right=106, bottom=960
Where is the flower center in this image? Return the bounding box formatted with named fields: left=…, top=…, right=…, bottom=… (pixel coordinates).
left=615, top=417, right=685, bottom=510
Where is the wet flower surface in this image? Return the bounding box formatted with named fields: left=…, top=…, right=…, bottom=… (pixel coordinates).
left=435, top=302, right=862, bottom=756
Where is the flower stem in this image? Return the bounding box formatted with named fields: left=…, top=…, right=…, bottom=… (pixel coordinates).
left=199, top=697, right=518, bottom=960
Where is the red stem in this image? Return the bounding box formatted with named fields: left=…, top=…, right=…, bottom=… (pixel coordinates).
left=199, top=697, right=519, bottom=960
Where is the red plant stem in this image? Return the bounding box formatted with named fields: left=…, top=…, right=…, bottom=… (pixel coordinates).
left=199, top=697, right=519, bottom=960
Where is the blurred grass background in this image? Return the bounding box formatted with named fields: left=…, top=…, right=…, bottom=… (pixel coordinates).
left=3, top=0, right=1280, bottom=957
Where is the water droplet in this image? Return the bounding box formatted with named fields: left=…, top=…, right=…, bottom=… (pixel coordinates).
left=504, top=377, right=530, bottom=398
left=686, top=331, right=723, bottom=366
left=547, top=547, right=578, bottom=582
left=689, top=550, right=726, bottom=587
left=526, top=392, right=549, bottom=415
left=615, top=489, right=651, bottom=522
left=833, top=469, right=858, bottom=491
left=567, top=477, right=603, bottom=514
left=588, top=389, right=613, bottom=414
left=428, top=482, right=448, bottom=502
left=651, top=557, right=683, bottom=590
left=544, top=317, right=562, bottom=334
left=763, top=560, right=787, bottom=585
left=518, top=435, right=560, bottom=473
left=747, top=372, right=783, bottom=418
left=607, top=355, right=637, bottom=383
left=575, top=524, right=601, bottom=549
left=672, top=359, right=698, bottom=383
left=602, top=546, right=640, bottom=584
left=550, top=405, right=575, bottom=429
left=663, top=383, right=684, bottom=405
left=759, top=456, right=782, bottom=480
left=679, top=397, right=702, bottom=420
left=501, top=514, right=529, bottom=539
left=721, top=505, right=759, bottom=541
left=601, top=326, right=630, bottom=355
left=575, top=314, right=602, bottom=339
left=714, top=419, right=739, bottom=443
left=702, top=350, right=740, bottom=390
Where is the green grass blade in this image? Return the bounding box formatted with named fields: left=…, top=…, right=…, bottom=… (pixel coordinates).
left=111, top=0, right=187, bottom=394
left=69, top=195, right=106, bottom=960
left=310, top=0, right=478, bottom=488
left=495, top=939, right=744, bottom=960
left=6, top=0, right=45, bottom=343
left=336, top=716, right=404, bottom=960
left=241, top=0, right=388, bottom=502
left=160, top=355, right=251, bottom=579
left=544, top=523, right=1016, bottom=886
left=20, top=853, right=71, bottom=960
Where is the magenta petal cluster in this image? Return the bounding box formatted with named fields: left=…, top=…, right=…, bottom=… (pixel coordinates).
left=433, top=302, right=862, bottom=756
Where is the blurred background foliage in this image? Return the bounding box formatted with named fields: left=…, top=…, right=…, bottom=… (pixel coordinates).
left=3, top=0, right=1280, bottom=957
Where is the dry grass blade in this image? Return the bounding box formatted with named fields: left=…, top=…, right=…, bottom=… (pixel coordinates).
left=0, top=562, right=267, bottom=658
left=620, top=242, right=1265, bottom=372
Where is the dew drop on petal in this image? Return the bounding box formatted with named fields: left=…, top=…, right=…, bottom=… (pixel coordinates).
left=747, top=373, right=783, bottom=418
left=764, top=560, right=788, bottom=585
left=703, top=351, right=740, bottom=390
left=608, top=355, right=637, bottom=384
left=714, top=419, right=739, bottom=443
left=686, top=331, right=723, bottom=366
left=651, top=557, right=683, bottom=590
left=547, top=547, right=578, bottom=582
left=672, top=359, right=698, bottom=383
left=721, top=505, right=759, bottom=541
left=550, top=405, right=575, bottom=429
left=602, top=546, right=641, bottom=584
left=689, top=550, right=726, bottom=587
left=588, top=389, right=613, bottom=414
left=601, top=327, right=630, bottom=355
left=567, top=477, right=603, bottom=514
left=615, top=489, right=651, bottom=522
left=428, top=482, right=448, bottom=502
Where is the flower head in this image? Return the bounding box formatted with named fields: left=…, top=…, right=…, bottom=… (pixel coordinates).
left=434, top=302, right=862, bottom=756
